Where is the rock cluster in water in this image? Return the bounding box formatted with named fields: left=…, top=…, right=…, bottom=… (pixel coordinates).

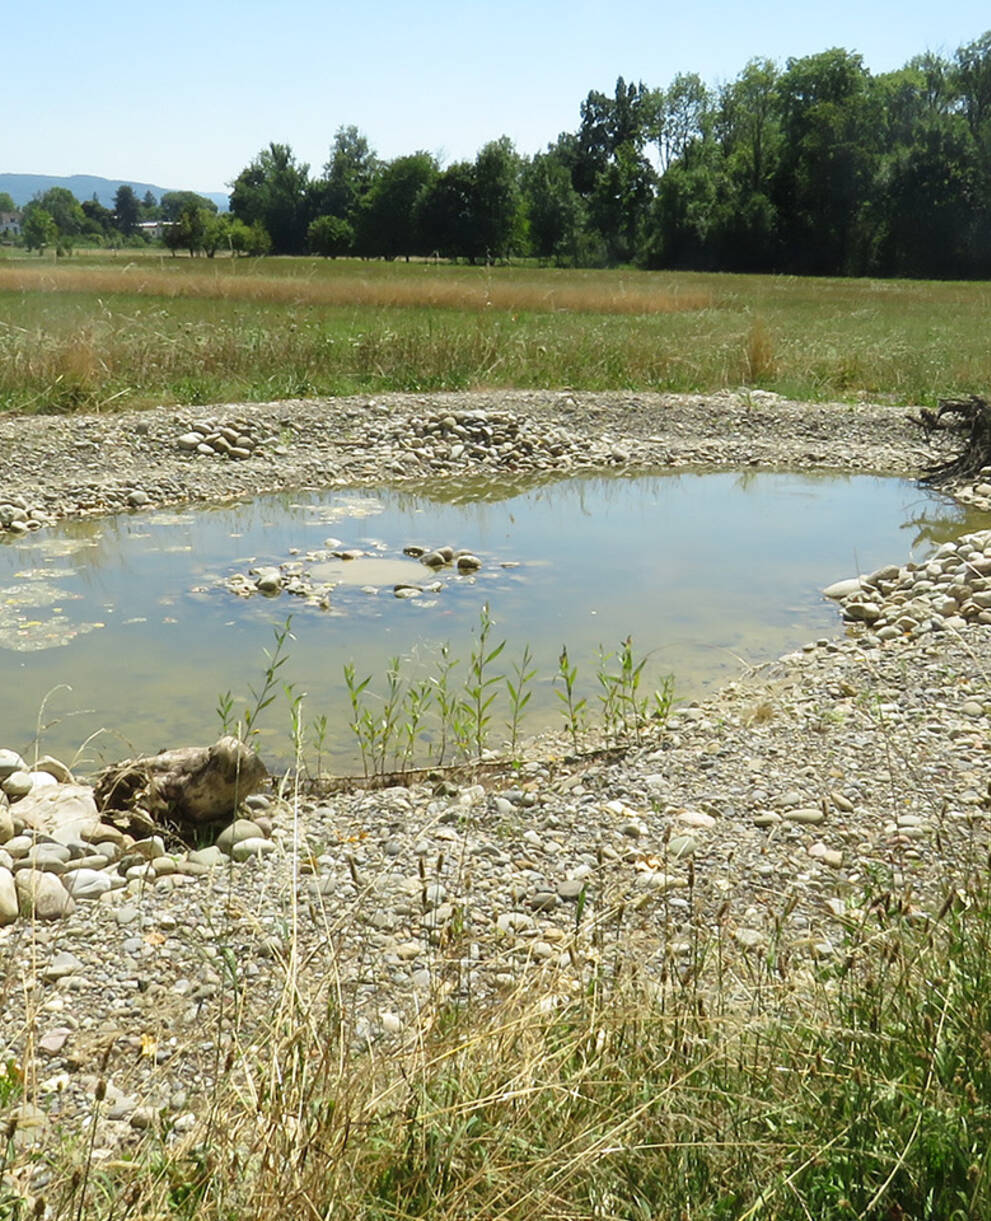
left=0, top=495, right=55, bottom=536
left=225, top=541, right=487, bottom=606
left=0, top=747, right=277, bottom=925
left=824, top=529, right=991, bottom=642
left=405, top=543, right=483, bottom=571
left=176, top=417, right=280, bottom=461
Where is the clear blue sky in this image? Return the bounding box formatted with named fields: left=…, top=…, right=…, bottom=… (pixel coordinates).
left=5, top=0, right=989, bottom=195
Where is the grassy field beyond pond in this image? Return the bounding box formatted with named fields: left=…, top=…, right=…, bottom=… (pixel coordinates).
left=0, top=251, right=989, bottom=411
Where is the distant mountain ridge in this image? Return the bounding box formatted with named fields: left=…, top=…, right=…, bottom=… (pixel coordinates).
left=0, top=173, right=228, bottom=211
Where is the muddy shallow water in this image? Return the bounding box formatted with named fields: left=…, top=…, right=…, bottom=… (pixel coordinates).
left=1, top=468, right=985, bottom=772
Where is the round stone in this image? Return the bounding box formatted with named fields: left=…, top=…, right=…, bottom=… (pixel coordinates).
left=230, top=837, right=277, bottom=863
left=217, top=820, right=265, bottom=854
left=14, top=870, right=75, bottom=919
left=63, top=869, right=114, bottom=900
left=2, top=772, right=33, bottom=800
left=0, top=750, right=27, bottom=780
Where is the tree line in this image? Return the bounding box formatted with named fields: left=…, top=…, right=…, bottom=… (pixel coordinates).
left=7, top=30, right=990, bottom=277
left=2, top=185, right=269, bottom=257
left=229, top=31, right=991, bottom=278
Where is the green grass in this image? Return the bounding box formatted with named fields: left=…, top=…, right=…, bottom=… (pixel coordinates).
left=1, top=251, right=989, bottom=411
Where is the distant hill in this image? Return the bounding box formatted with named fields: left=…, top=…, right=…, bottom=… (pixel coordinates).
left=0, top=173, right=228, bottom=211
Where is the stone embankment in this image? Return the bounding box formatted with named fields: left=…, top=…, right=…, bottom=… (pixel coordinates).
left=0, top=389, right=927, bottom=533
left=1, top=389, right=990, bottom=1167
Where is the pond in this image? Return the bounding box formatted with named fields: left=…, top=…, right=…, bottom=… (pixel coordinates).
left=0, top=470, right=985, bottom=773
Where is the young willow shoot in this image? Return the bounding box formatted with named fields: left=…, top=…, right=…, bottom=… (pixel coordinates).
left=505, top=643, right=537, bottom=759
left=463, top=602, right=506, bottom=758
left=337, top=620, right=673, bottom=777
left=217, top=616, right=295, bottom=742
left=555, top=644, right=587, bottom=754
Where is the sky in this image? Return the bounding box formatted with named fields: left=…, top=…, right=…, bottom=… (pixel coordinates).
left=5, top=0, right=990, bottom=197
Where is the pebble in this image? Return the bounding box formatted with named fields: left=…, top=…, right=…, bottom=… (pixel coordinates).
left=217, top=820, right=265, bottom=854
left=230, top=837, right=277, bottom=863
left=43, top=951, right=84, bottom=981
left=783, top=808, right=826, bottom=826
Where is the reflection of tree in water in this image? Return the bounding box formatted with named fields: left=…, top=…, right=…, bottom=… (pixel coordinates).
left=388, top=467, right=680, bottom=511
left=900, top=494, right=991, bottom=550
left=732, top=467, right=854, bottom=494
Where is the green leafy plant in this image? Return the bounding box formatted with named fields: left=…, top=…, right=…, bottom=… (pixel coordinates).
left=463, top=602, right=506, bottom=758
left=598, top=635, right=674, bottom=743
left=555, top=644, right=587, bottom=753
left=344, top=660, right=373, bottom=777
left=217, top=616, right=295, bottom=743
left=400, top=679, right=433, bottom=774
left=505, top=642, right=537, bottom=759
left=431, top=643, right=460, bottom=766
left=309, top=712, right=329, bottom=777
left=376, top=655, right=405, bottom=774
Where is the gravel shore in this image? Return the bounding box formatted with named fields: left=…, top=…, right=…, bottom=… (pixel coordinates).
left=2, top=390, right=990, bottom=1168
left=0, top=388, right=923, bottom=528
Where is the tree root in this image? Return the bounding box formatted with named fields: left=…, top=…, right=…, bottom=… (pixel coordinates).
left=909, top=394, right=991, bottom=486
left=94, top=736, right=267, bottom=839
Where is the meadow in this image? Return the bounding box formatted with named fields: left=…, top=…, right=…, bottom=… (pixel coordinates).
left=4, top=251, right=991, bottom=1220
left=1, top=250, right=989, bottom=412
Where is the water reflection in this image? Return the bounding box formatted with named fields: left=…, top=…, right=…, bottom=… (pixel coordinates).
left=1, top=469, right=988, bottom=772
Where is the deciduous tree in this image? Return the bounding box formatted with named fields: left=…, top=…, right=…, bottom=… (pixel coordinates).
left=230, top=144, right=312, bottom=254
left=22, top=205, right=57, bottom=253
left=354, top=152, right=438, bottom=259
left=307, top=214, right=354, bottom=257
left=315, top=125, right=380, bottom=223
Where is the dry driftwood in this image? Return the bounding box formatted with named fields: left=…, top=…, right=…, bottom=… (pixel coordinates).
left=94, top=736, right=267, bottom=837
left=909, top=394, right=991, bottom=486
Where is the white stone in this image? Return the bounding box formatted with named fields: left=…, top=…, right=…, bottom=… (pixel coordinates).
left=823, top=578, right=862, bottom=599
left=0, top=867, right=17, bottom=924
left=12, top=785, right=100, bottom=843
left=15, top=870, right=75, bottom=919
left=63, top=869, right=114, bottom=900
left=230, top=837, right=276, bottom=863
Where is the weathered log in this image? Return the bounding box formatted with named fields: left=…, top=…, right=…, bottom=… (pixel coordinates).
left=94, top=736, right=267, bottom=836
left=909, top=394, right=991, bottom=486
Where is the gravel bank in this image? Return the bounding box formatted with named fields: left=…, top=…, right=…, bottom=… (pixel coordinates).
left=0, top=388, right=922, bottom=528
left=2, top=390, right=990, bottom=1171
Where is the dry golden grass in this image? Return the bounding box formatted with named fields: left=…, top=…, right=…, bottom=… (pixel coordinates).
left=0, top=264, right=713, bottom=317
left=741, top=315, right=777, bottom=383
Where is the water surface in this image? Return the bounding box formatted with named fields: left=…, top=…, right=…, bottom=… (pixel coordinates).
left=0, top=470, right=984, bottom=771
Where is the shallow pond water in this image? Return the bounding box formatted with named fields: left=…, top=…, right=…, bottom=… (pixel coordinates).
left=1, top=470, right=986, bottom=772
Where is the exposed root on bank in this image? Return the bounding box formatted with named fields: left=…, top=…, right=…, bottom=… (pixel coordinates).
left=909, top=393, right=991, bottom=486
